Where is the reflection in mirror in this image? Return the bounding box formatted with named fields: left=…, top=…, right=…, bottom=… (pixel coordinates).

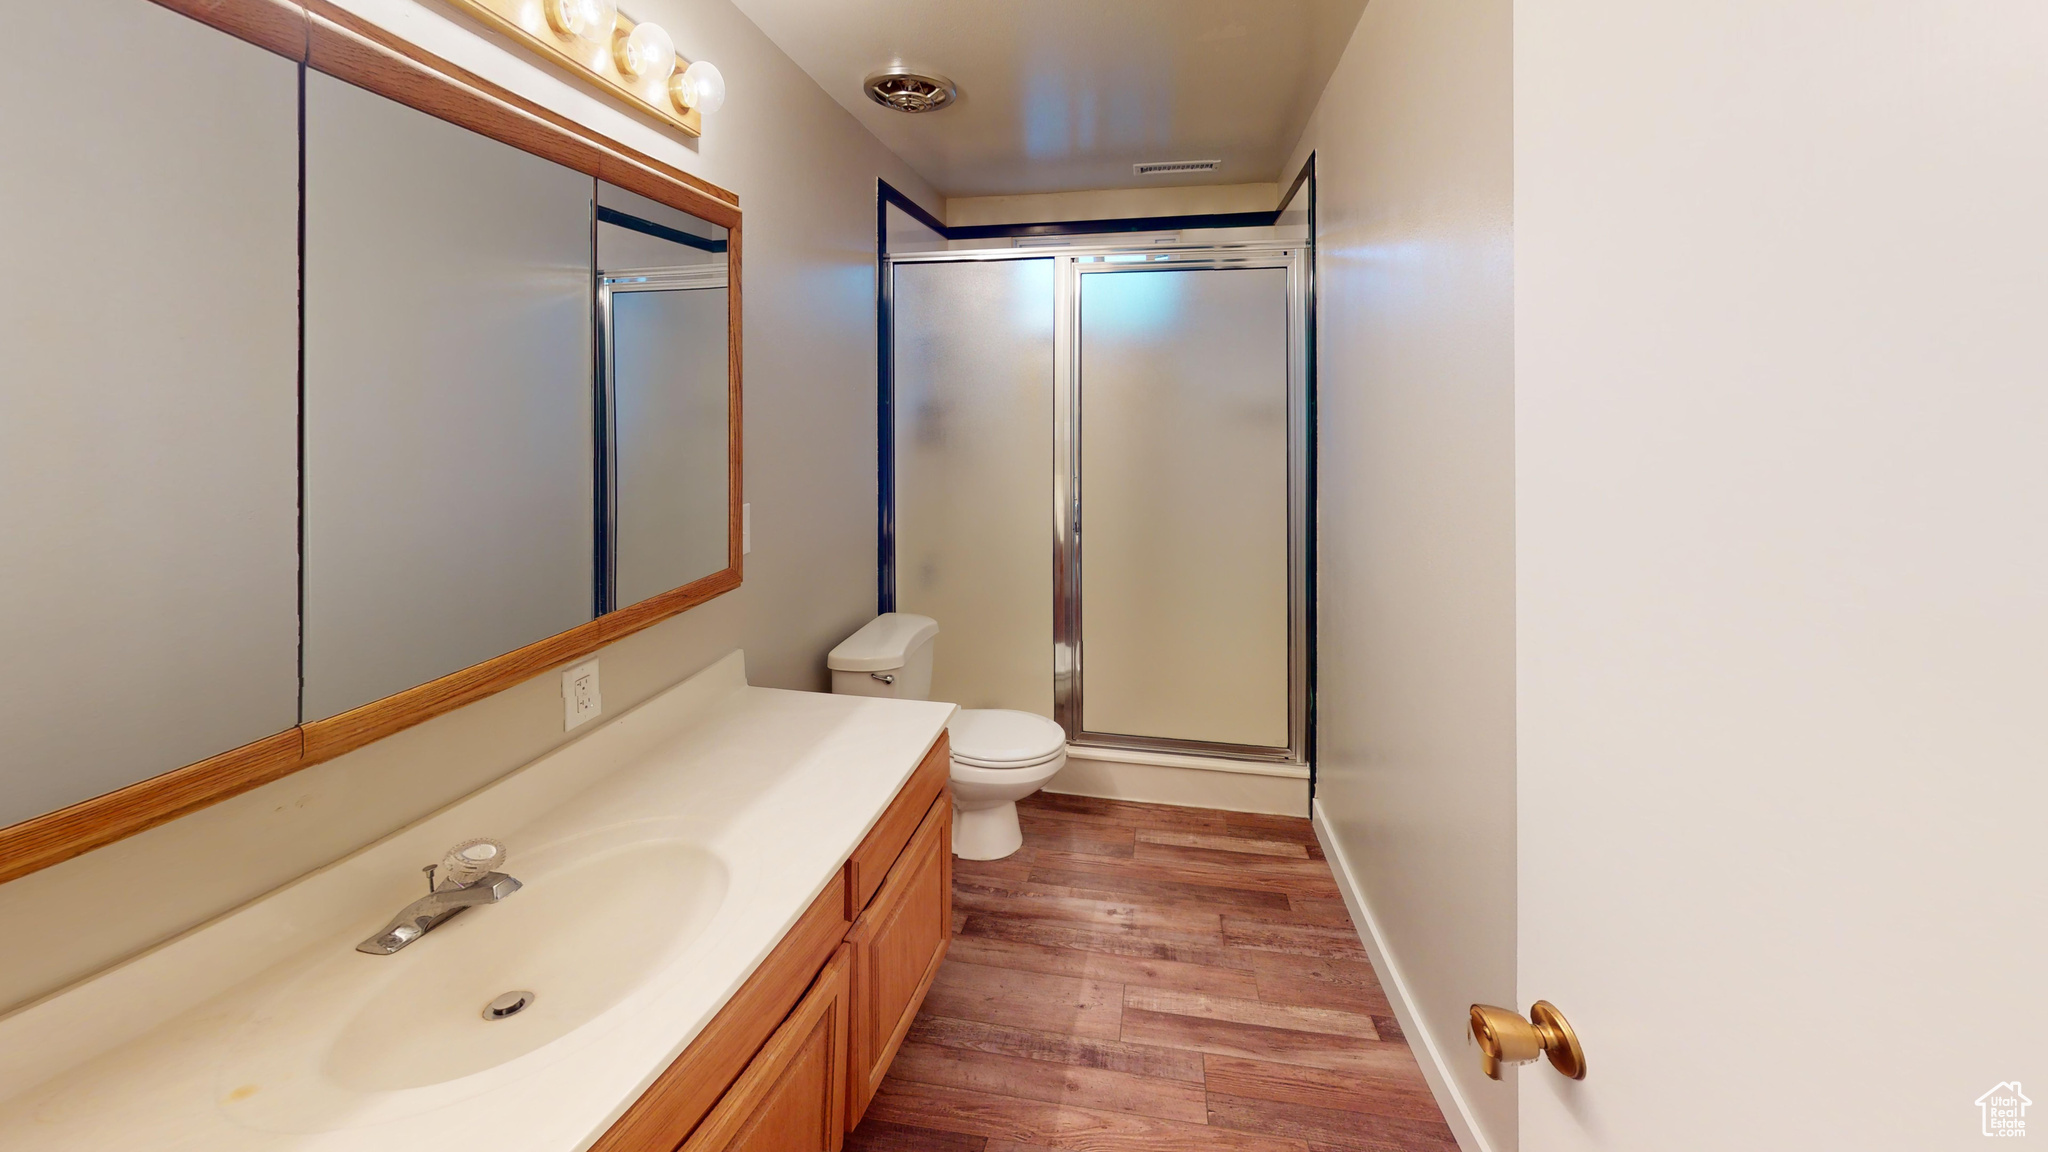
left=597, top=183, right=732, bottom=611
left=302, top=71, right=597, bottom=722
left=0, top=0, right=300, bottom=827
left=0, top=0, right=743, bottom=867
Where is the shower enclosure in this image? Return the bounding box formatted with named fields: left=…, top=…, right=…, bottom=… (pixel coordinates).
left=886, top=243, right=1309, bottom=765
left=596, top=265, right=730, bottom=615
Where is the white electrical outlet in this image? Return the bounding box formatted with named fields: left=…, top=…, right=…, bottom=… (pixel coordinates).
left=562, top=659, right=602, bottom=730
left=742, top=502, right=751, bottom=555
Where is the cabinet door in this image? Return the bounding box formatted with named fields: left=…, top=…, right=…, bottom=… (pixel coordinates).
left=845, top=792, right=953, bottom=1128
left=682, top=944, right=851, bottom=1152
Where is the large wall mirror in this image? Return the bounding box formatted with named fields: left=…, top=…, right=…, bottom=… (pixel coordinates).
left=597, top=185, right=734, bottom=613
left=0, top=0, right=741, bottom=880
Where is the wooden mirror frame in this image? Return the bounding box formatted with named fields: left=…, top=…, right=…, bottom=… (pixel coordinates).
left=0, top=0, right=742, bottom=885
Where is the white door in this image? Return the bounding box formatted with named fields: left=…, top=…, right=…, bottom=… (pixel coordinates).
left=1513, top=2, right=2048, bottom=1148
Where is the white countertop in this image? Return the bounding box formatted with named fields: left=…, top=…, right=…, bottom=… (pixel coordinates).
left=0, top=652, right=953, bottom=1150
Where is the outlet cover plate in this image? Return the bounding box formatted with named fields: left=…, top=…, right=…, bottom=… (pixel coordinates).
left=562, top=659, right=602, bottom=730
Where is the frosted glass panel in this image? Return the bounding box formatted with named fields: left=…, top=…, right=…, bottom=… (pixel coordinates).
left=1079, top=267, right=1291, bottom=747
left=303, top=72, right=595, bottom=721
left=612, top=287, right=730, bottom=607
left=894, top=260, right=1056, bottom=715
left=0, top=0, right=300, bottom=826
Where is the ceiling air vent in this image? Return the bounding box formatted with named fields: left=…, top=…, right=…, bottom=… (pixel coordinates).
left=864, top=68, right=958, bottom=113
left=1133, top=159, right=1220, bottom=176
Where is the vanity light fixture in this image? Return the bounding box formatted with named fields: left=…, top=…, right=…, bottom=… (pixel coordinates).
left=445, top=0, right=720, bottom=136
left=544, top=0, right=617, bottom=43
left=616, top=20, right=676, bottom=80
left=671, top=60, right=726, bottom=115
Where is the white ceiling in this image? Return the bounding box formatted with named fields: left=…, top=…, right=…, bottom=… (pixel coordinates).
left=725, top=0, right=1369, bottom=199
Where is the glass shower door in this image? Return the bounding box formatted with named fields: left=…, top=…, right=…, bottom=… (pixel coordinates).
left=884, top=245, right=1305, bottom=762
left=1071, top=262, right=1296, bottom=753
left=892, top=258, right=1057, bottom=715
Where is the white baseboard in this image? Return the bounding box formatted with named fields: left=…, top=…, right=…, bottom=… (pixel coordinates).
left=1045, top=748, right=1311, bottom=816
left=1313, top=799, right=1499, bottom=1152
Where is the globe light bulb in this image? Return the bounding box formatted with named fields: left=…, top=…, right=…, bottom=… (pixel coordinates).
left=670, top=59, right=726, bottom=115
left=616, top=21, right=675, bottom=80
left=581, top=0, right=619, bottom=42
left=544, top=0, right=616, bottom=44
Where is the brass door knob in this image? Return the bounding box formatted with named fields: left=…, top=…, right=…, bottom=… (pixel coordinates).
left=1468, top=1001, right=1586, bottom=1081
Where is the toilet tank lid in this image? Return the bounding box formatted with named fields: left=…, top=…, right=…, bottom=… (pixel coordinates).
left=827, top=613, right=939, bottom=672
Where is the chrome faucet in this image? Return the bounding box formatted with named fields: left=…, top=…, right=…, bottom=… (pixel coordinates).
left=357, top=840, right=522, bottom=955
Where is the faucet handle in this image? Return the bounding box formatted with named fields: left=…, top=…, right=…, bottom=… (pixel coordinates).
left=441, top=838, right=507, bottom=887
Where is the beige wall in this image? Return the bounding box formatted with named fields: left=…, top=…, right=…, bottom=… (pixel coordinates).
left=1283, top=1, right=1516, bottom=1149
left=946, top=182, right=1278, bottom=228
left=0, top=0, right=936, bottom=1014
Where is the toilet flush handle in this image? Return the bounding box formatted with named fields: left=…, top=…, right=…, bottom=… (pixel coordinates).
left=871, top=673, right=895, bottom=684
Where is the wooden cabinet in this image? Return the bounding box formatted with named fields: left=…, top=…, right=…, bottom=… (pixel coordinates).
left=681, top=944, right=852, bottom=1152
left=844, top=790, right=952, bottom=1128
left=844, top=734, right=949, bottom=918
left=588, top=732, right=950, bottom=1152
left=586, top=879, right=850, bottom=1152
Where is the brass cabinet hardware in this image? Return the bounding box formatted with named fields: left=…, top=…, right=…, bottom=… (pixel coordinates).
left=1468, top=1001, right=1586, bottom=1081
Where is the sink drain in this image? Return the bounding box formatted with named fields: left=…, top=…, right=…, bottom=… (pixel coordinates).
left=482, top=990, right=536, bottom=1020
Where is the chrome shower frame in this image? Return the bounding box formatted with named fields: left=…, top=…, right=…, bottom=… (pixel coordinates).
left=594, top=264, right=728, bottom=615
left=884, top=242, right=1310, bottom=766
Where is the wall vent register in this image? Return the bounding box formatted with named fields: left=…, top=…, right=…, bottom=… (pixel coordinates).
left=1134, top=159, right=1220, bottom=175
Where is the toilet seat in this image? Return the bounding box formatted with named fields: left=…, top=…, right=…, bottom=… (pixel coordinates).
left=952, top=748, right=1066, bottom=772
left=945, top=711, right=1070, bottom=861
left=947, top=709, right=1066, bottom=770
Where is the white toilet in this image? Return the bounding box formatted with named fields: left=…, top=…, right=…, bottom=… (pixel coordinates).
left=828, top=614, right=1066, bottom=860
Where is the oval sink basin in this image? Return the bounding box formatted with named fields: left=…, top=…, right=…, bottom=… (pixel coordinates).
left=327, top=839, right=726, bottom=1091
left=218, top=835, right=728, bottom=1132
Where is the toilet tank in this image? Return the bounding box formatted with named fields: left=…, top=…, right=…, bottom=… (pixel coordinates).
left=827, top=613, right=938, bottom=700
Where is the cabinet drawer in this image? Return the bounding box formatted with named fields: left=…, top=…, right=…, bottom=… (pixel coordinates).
left=845, top=790, right=952, bottom=1128
left=845, top=732, right=948, bottom=919
left=681, top=943, right=852, bottom=1152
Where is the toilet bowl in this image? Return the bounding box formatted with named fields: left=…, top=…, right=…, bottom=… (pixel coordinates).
left=944, top=708, right=1068, bottom=860
left=827, top=613, right=1067, bottom=860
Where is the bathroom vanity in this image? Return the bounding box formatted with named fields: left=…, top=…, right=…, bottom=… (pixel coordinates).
left=598, top=707, right=954, bottom=1152
left=0, top=653, right=954, bottom=1151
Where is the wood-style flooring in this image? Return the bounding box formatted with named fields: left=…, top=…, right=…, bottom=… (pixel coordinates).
left=848, top=792, right=1459, bottom=1152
